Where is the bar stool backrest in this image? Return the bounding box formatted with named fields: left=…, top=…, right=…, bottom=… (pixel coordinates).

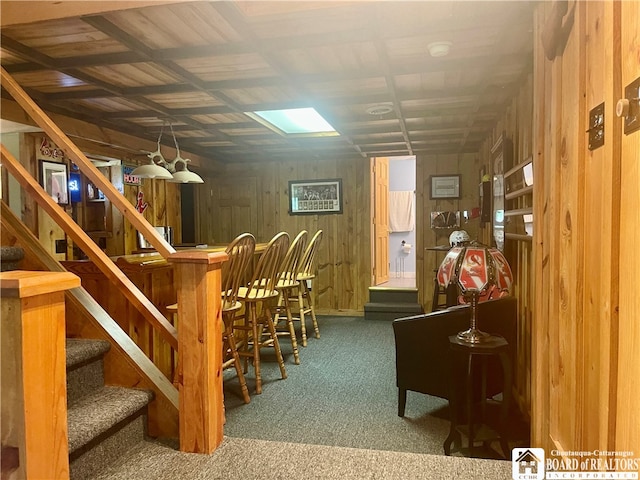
left=222, top=233, right=256, bottom=311
left=278, top=230, right=308, bottom=287
left=298, top=229, right=323, bottom=280
left=245, top=231, right=290, bottom=299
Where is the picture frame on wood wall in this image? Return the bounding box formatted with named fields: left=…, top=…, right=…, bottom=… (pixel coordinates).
left=430, top=175, right=461, bottom=199
left=86, top=179, right=105, bottom=202
left=39, top=159, right=69, bottom=205
left=289, top=178, right=343, bottom=215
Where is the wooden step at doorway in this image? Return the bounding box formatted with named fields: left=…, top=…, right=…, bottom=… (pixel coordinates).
left=364, top=286, right=423, bottom=321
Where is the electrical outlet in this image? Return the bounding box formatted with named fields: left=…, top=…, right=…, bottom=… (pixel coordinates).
left=55, top=239, right=67, bottom=253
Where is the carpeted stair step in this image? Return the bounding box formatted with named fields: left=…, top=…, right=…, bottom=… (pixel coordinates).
left=68, top=386, right=154, bottom=479
left=368, top=287, right=419, bottom=304
left=66, top=338, right=111, bottom=402
left=364, top=301, right=424, bottom=321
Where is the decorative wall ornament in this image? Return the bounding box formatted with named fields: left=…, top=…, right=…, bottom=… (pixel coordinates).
left=135, top=191, right=148, bottom=214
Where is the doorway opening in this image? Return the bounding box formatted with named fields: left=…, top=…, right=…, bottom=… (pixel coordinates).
left=371, top=155, right=416, bottom=289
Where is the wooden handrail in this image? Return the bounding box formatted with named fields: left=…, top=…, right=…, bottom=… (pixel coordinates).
left=0, top=66, right=174, bottom=258
left=1, top=145, right=178, bottom=350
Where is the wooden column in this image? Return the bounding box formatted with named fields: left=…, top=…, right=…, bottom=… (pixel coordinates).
left=1, top=270, right=80, bottom=480
left=168, top=250, right=228, bottom=454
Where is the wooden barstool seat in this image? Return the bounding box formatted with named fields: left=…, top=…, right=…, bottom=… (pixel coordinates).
left=234, top=232, right=289, bottom=394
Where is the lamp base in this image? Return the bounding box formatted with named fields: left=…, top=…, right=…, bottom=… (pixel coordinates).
left=456, top=328, right=491, bottom=344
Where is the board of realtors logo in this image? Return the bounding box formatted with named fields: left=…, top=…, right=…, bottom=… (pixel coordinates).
left=513, top=448, right=545, bottom=480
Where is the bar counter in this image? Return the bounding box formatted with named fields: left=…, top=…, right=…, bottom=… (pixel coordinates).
left=61, top=243, right=266, bottom=381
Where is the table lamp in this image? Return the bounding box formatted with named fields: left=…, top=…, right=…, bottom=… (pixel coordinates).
left=436, top=241, right=513, bottom=344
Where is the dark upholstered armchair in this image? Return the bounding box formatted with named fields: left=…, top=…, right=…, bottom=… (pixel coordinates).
left=392, top=296, right=517, bottom=417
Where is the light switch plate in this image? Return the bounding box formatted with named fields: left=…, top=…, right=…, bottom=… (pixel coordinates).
left=588, top=102, right=605, bottom=150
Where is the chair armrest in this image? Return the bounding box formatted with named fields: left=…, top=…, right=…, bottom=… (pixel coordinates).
left=392, top=296, right=517, bottom=400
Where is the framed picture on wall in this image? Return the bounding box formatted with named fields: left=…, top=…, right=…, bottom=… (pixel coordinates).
left=39, top=159, right=69, bottom=205
left=430, top=211, right=461, bottom=229
left=86, top=179, right=105, bottom=202
left=289, top=179, right=342, bottom=215
left=430, top=175, right=461, bottom=199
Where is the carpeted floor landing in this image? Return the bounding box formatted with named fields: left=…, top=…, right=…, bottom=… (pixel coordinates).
left=92, top=315, right=525, bottom=479
left=93, top=436, right=512, bottom=480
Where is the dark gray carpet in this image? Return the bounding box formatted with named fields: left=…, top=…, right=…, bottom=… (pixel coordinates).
left=92, top=316, right=518, bottom=479
left=223, top=315, right=521, bottom=457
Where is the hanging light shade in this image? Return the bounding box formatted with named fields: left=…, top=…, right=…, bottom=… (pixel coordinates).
left=437, top=241, right=513, bottom=343
left=131, top=162, right=173, bottom=179
left=167, top=160, right=204, bottom=183
left=132, top=124, right=173, bottom=179
left=165, top=123, right=204, bottom=183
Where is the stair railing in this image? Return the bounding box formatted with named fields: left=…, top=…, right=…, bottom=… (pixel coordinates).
left=1, top=66, right=225, bottom=453
left=1, top=199, right=179, bottom=441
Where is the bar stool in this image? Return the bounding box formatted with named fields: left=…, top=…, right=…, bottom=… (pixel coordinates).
left=166, top=233, right=256, bottom=403
left=289, top=229, right=323, bottom=346
left=234, top=232, right=289, bottom=394
left=220, top=233, right=256, bottom=404
left=273, top=230, right=308, bottom=364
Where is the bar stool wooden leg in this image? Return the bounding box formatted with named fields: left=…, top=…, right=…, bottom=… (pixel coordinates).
left=248, top=304, right=264, bottom=394
left=264, top=305, right=288, bottom=380
left=224, top=320, right=250, bottom=404
left=297, top=286, right=308, bottom=346
left=282, top=294, right=300, bottom=364
left=307, top=284, right=320, bottom=339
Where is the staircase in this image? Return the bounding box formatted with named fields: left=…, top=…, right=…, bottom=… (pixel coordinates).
left=363, top=287, right=423, bottom=321
left=66, top=338, right=154, bottom=479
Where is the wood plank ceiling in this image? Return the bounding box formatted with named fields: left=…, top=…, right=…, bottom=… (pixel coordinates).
left=0, top=1, right=534, bottom=167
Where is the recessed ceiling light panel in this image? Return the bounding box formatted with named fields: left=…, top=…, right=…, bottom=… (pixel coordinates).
left=248, top=107, right=338, bottom=137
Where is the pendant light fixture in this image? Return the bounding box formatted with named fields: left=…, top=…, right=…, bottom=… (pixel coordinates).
left=131, top=121, right=204, bottom=183
left=131, top=124, right=173, bottom=179
left=166, top=122, right=204, bottom=184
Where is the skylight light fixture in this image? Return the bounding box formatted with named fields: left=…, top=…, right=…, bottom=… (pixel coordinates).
left=248, top=107, right=338, bottom=137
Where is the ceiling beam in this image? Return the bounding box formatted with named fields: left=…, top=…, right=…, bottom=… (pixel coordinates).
left=0, top=1, right=184, bottom=27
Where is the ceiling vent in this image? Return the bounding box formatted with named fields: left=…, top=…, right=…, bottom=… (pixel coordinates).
left=427, top=41, right=452, bottom=57
left=365, top=104, right=394, bottom=116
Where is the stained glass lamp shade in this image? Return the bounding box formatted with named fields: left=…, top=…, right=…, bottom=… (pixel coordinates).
left=437, top=242, right=514, bottom=343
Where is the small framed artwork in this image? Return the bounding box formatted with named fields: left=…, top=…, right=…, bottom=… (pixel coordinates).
left=430, top=175, right=461, bottom=199
left=289, top=178, right=342, bottom=215
left=86, top=179, right=105, bottom=202
left=39, top=160, right=69, bottom=205
left=430, top=211, right=461, bottom=229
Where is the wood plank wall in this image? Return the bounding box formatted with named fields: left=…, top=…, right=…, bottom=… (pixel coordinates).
left=415, top=152, right=482, bottom=309
left=122, top=178, right=181, bottom=255
left=474, top=72, right=535, bottom=420
left=532, top=0, right=639, bottom=455
left=196, top=158, right=371, bottom=314
left=1, top=132, right=182, bottom=258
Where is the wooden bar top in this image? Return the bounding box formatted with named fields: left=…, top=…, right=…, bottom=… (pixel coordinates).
left=62, top=243, right=267, bottom=271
